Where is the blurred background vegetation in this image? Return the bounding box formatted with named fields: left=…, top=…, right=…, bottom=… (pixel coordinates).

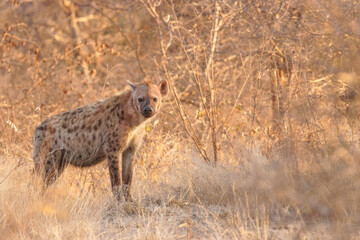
left=1, top=0, right=359, bottom=160
left=1, top=0, right=360, bottom=238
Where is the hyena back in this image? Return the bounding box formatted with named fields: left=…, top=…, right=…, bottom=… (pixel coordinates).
left=33, top=79, right=168, bottom=200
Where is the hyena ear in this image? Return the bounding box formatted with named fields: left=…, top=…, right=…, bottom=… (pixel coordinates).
left=127, top=80, right=137, bottom=91
left=157, top=79, right=169, bottom=97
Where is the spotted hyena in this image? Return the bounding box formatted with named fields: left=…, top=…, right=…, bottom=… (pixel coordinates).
left=33, top=78, right=168, bottom=201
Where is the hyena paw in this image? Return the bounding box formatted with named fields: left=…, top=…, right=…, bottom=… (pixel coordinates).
left=112, top=186, right=122, bottom=201
left=122, top=184, right=133, bottom=202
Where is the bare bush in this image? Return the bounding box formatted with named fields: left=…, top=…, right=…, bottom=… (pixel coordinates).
left=1, top=0, right=360, bottom=239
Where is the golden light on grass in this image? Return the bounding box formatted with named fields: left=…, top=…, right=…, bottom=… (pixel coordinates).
left=1, top=0, right=360, bottom=239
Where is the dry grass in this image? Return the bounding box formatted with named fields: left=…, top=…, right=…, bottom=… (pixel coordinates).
left=1, top=132, right=360, bottom=239
left=1, top=0, right=360, bottom=239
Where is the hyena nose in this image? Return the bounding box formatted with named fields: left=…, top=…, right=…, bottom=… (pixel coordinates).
left=143, top=106, right=153, bottom=117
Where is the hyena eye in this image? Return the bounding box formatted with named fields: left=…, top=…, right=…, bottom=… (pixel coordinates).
left=138, top=97, right=144, bottom=102
left=153, top=97, right=158, bottom=102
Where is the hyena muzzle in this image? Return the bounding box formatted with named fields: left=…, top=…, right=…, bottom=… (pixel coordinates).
left=33, top=78, right=168, bottom=201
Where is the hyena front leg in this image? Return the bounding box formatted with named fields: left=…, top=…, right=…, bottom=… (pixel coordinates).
left=122, top=147, right=135, bottom=201
left=105, top=129, right=127, bottom=201
left=106, top=153, right=122, bottom=201
left=122, top=135, right=143, bottom=201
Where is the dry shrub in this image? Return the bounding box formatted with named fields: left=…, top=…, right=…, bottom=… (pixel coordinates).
left=1, top=0, right=360, bottom=239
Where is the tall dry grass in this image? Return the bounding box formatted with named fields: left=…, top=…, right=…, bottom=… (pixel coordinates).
left=1, top=0, right=360, bottom=239
left=2, top=132, right=360, bottom=239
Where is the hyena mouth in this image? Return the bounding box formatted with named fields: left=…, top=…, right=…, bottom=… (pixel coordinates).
left=142, top=111, right=153, bottom=118
left=142, top=107, right=153, bottom=118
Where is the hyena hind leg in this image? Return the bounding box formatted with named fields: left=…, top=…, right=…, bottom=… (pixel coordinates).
left=42, top=149, right=68, bottom=186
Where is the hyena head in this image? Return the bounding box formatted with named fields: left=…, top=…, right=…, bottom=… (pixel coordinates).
left=127, top=78, right=169, bottom=118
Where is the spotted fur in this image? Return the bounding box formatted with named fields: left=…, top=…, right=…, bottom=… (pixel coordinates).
left=33, top=79, right=169, bottom=201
